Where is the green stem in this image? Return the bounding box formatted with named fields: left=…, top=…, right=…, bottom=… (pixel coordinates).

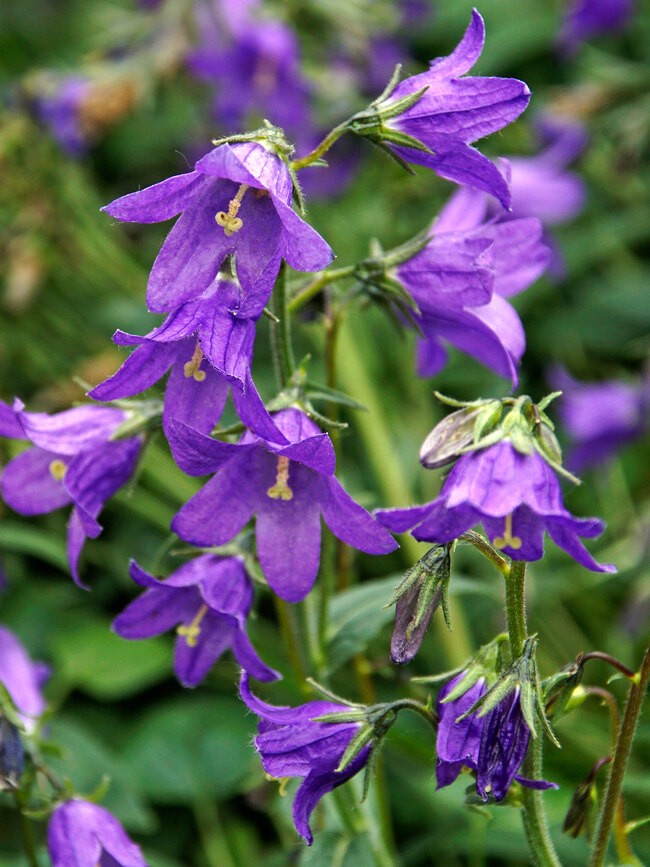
left=291, top=120, right=351, bottom=170
left=589, top=645, right=650, bottom=867
left=459, top=531, right=510, bottom=577
left=193, top=798, right=237, bottom=867
left=273, top=595, right=309, bottom=691
left=269, top=262, right=294, bottom=388
left=14, top=793, right=39, bottom=867
left=505, top=561, right=562, bottom=867
left=288, top=265, right=356, bottom=313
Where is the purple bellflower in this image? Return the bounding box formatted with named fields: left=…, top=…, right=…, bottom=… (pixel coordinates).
left=552, top=367, right=650, bottom=472
left=0, top=626, right=49, bottom=733
left=167, top=408, right=398, bottom=602
left=187, top=0, right=311, bottom=139
left=0, top=400, right=141, bottom=587
left=34, top=76, right=92, bottom=156
left=102, top=141, right=333, bottom=317
left=376, top=440, right=615, bottom=573
left=113, top=555, right=279, bottom=687
left=436, top=673, right=557, bottom=801
left=240, top=673, right=371, bottom=845
left=48, top=799, right=148, bottom=867
left=379, top=10, right=530, bottom=208
left=397, top=184, right=551, bottom=385
left=88, top=275, right=282, bottom=441
left=559, top=0, right=635, bottom=54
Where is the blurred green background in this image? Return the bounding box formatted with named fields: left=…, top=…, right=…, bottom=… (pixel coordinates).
left=0, top=0, right=649, bottom=864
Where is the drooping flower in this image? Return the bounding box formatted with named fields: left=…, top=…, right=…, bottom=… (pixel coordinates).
left=48, top=800, right=148, bottom=867
left=0, top=400, right=141, bottom=586
left=436, top=673, right=558, bottom=801
left=102, top=141, right=333, bottom=317
left=33, top=76, right=92, bottom=156
left=187, top=0, right=311, bottom=139
left=113, top=556, right=279, bottom=687
left=88, top=275, right=282, bottom=441
left=240, top=673, right=371, bottom=845
left=376, top=440, right=615, bottom=573
left=168, top=408, right=398, bottom=602
left=376, top=10, right=530, bottom=208
left=558, top=0, right=635, bottom=54
left=0, top=625, right=49, bottom=733
left=396, top=184, right=550, bottom=385
left=552, top=367, right=650, bottom=472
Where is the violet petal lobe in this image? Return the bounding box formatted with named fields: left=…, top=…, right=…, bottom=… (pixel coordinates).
left=0, top=447, right=72, bottom=515
left=0, top=626, right=48, bottom=732
left=88, top=342, right=177, bottom=402
left=319, top=476, right=399, bottom=555
left=102, top=171, right=205, bottom=223
left=48, top=800, right=148, bottom=867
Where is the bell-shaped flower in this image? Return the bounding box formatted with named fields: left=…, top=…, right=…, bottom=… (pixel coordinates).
left=240, top=673, right=371, bottom=845
left=113, top=556, right=279, bottom=687
left=436, top=673, right=558, bottom=801
left=376, top=440, right=615, bottom=573
left=48, top=800, right=148, bottom=867
left=378, top=10, right=530, bottom=208
left=0, top=400, right=141, bottom=586
left=552, top=367, right=650, bottom=472
left=558, top=0, right=635, bottom=54
left=168, top=408, right=398, bottom=602
left=102, top=141, right=333, bottom=317
left=0, top=626, right=49, bottom=733
left=397, top=184, right=550, bottom=385
left=88, top=276, right=283, bottom=441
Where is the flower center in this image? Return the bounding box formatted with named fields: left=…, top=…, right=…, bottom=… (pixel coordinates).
left=266, top=455, right=293, bottom=501
left=49, top=459, right=67, bottom=480
left=177, top=604, right=209, bottom=647
left=493, top=513, right=522, bottom=551
left=183, top=342, right=206, bottom=382
left=215, top=183, right=249, bottom=236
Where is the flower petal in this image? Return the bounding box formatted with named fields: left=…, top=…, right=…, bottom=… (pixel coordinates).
left=275, top=199, right=334, bottom=273
left=174, top=613, right=235, bottom=687
left=88, top=342, right=176, bottom=401
left=102, top=171, right=204, bottom=222
left=163, top=354, right=229, bottom=436
left=319, top=477, right=398, bottom=554
left=1, top=447, right=71, bottom=515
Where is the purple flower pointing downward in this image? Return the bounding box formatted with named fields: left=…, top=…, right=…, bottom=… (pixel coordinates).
left=0, top=626, right=49, bottom=733
left=114, top=556, right=279, bottom=687
left=48, top=800, right=148, bottom=867
left=167, top=408, right=398, bottom=602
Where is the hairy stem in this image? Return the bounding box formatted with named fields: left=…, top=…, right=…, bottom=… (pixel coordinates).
left=14, top=793, right=39, bottom=867
left=269, top=262, right=294, bottom=388
left=589, top=645, right=650, bottom=867
left=288, top=265, right=356, bottom=313
left=291, top=120, right=351, bottom=171
left=505, top=561, right=562, bottom=867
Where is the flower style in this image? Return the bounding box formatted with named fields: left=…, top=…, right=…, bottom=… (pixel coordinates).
left=0, top=626, right=49, bottom=733
left=168, top=408, right=398, bottom=602
left=378, top=9, right=530, bottom=208
left=48, top=800, right=148, bottom=867
left=88, top=275, right=282, bottom=441
left=436, top=673, right=557, bottom=801
left=558, top=0, right=635, bottom=54
left=240, top=673, right=371, bottom=845
left=0, top=400, right=141, bottom=586
left=376, top=440, right=615, bottom=572
left=102, top=141, right=333, bottom=317
left=113, top=556, right=279, bottom=687
left=552, top=367, right=650, bottom=472
left=187, top=0, right=311, bottom=140
left=397, top=184, right=551, bottom=385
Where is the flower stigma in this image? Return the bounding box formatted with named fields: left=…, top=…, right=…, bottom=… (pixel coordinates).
left=183, top=343, right=206, bottom=382
left=493, top=513, right=522, bottom=550
left=177, top=604, right=209, bottom=647
left=267, top=455, right=293, bottom=500
left=215, top=183, right=249, bottom=236
left=49, top=459, right=67, bottom=480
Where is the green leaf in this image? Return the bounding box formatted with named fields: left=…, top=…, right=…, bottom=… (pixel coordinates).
left=326, top=577, right=398, bottom=671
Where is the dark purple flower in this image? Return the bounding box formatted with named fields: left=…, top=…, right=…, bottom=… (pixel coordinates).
left=102, top=142, right=333, bottom=317
left=379, top=10, right=530, bottom=208
left=552, top=368, right=650, bottom=472
left=48, top=799, right=148, bottom=867
left=397, top=185, right=550, bottom=384
left=376, top=440, right=615, bottom=573
left=437, top=673, right=558, bottom=801
left=240, top=673, right=370, bottom=845
left=34, top=76, right=91, bottom=156
left=187, top=0, right=311, bottom=138
left=88, top=276, right=282, bottom=441
left=0, top=626, right=49, bottom=733
left=168, top=408, right=398, bottom=602
left=559, top=0, right=635, bottom=54
left=0, top=400, right=141, bottom=587
left=113, top=555, right=278, bottom=686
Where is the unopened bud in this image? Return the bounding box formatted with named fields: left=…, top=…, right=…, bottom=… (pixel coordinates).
left=420, top=403, right=501, bottom=469
left=0, top=713, right=23, bottom=790
left=535, top=422, right=563, bottom=465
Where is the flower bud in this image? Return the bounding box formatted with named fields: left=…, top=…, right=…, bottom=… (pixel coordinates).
left=420, top=403, right=501, bottom=469
left=0, top=713, right=24, bottom=791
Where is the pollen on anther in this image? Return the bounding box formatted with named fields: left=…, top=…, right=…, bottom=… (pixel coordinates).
left=49, top=459, right=67, bottom=480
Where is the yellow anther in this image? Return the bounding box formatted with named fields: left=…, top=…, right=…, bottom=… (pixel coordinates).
left=264, top=774, right=291, bottom=796
left=267, top=455, right=293, bottom=501
left=183, top=343, right=206, bottom=382
left=493, top=513, right=522, bottom=551
left=49, top=459, right=67, bottom=480
left=177, top=604, right=209, bottom=647
left=215, top=183, right=249, bottom=236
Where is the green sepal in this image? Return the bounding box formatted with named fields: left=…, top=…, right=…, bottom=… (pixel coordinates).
left=0, top=682, right=26, bottom=731
left=108, top=399, right=163, bottom=440
left=335, top=724, right=376, bottom=773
